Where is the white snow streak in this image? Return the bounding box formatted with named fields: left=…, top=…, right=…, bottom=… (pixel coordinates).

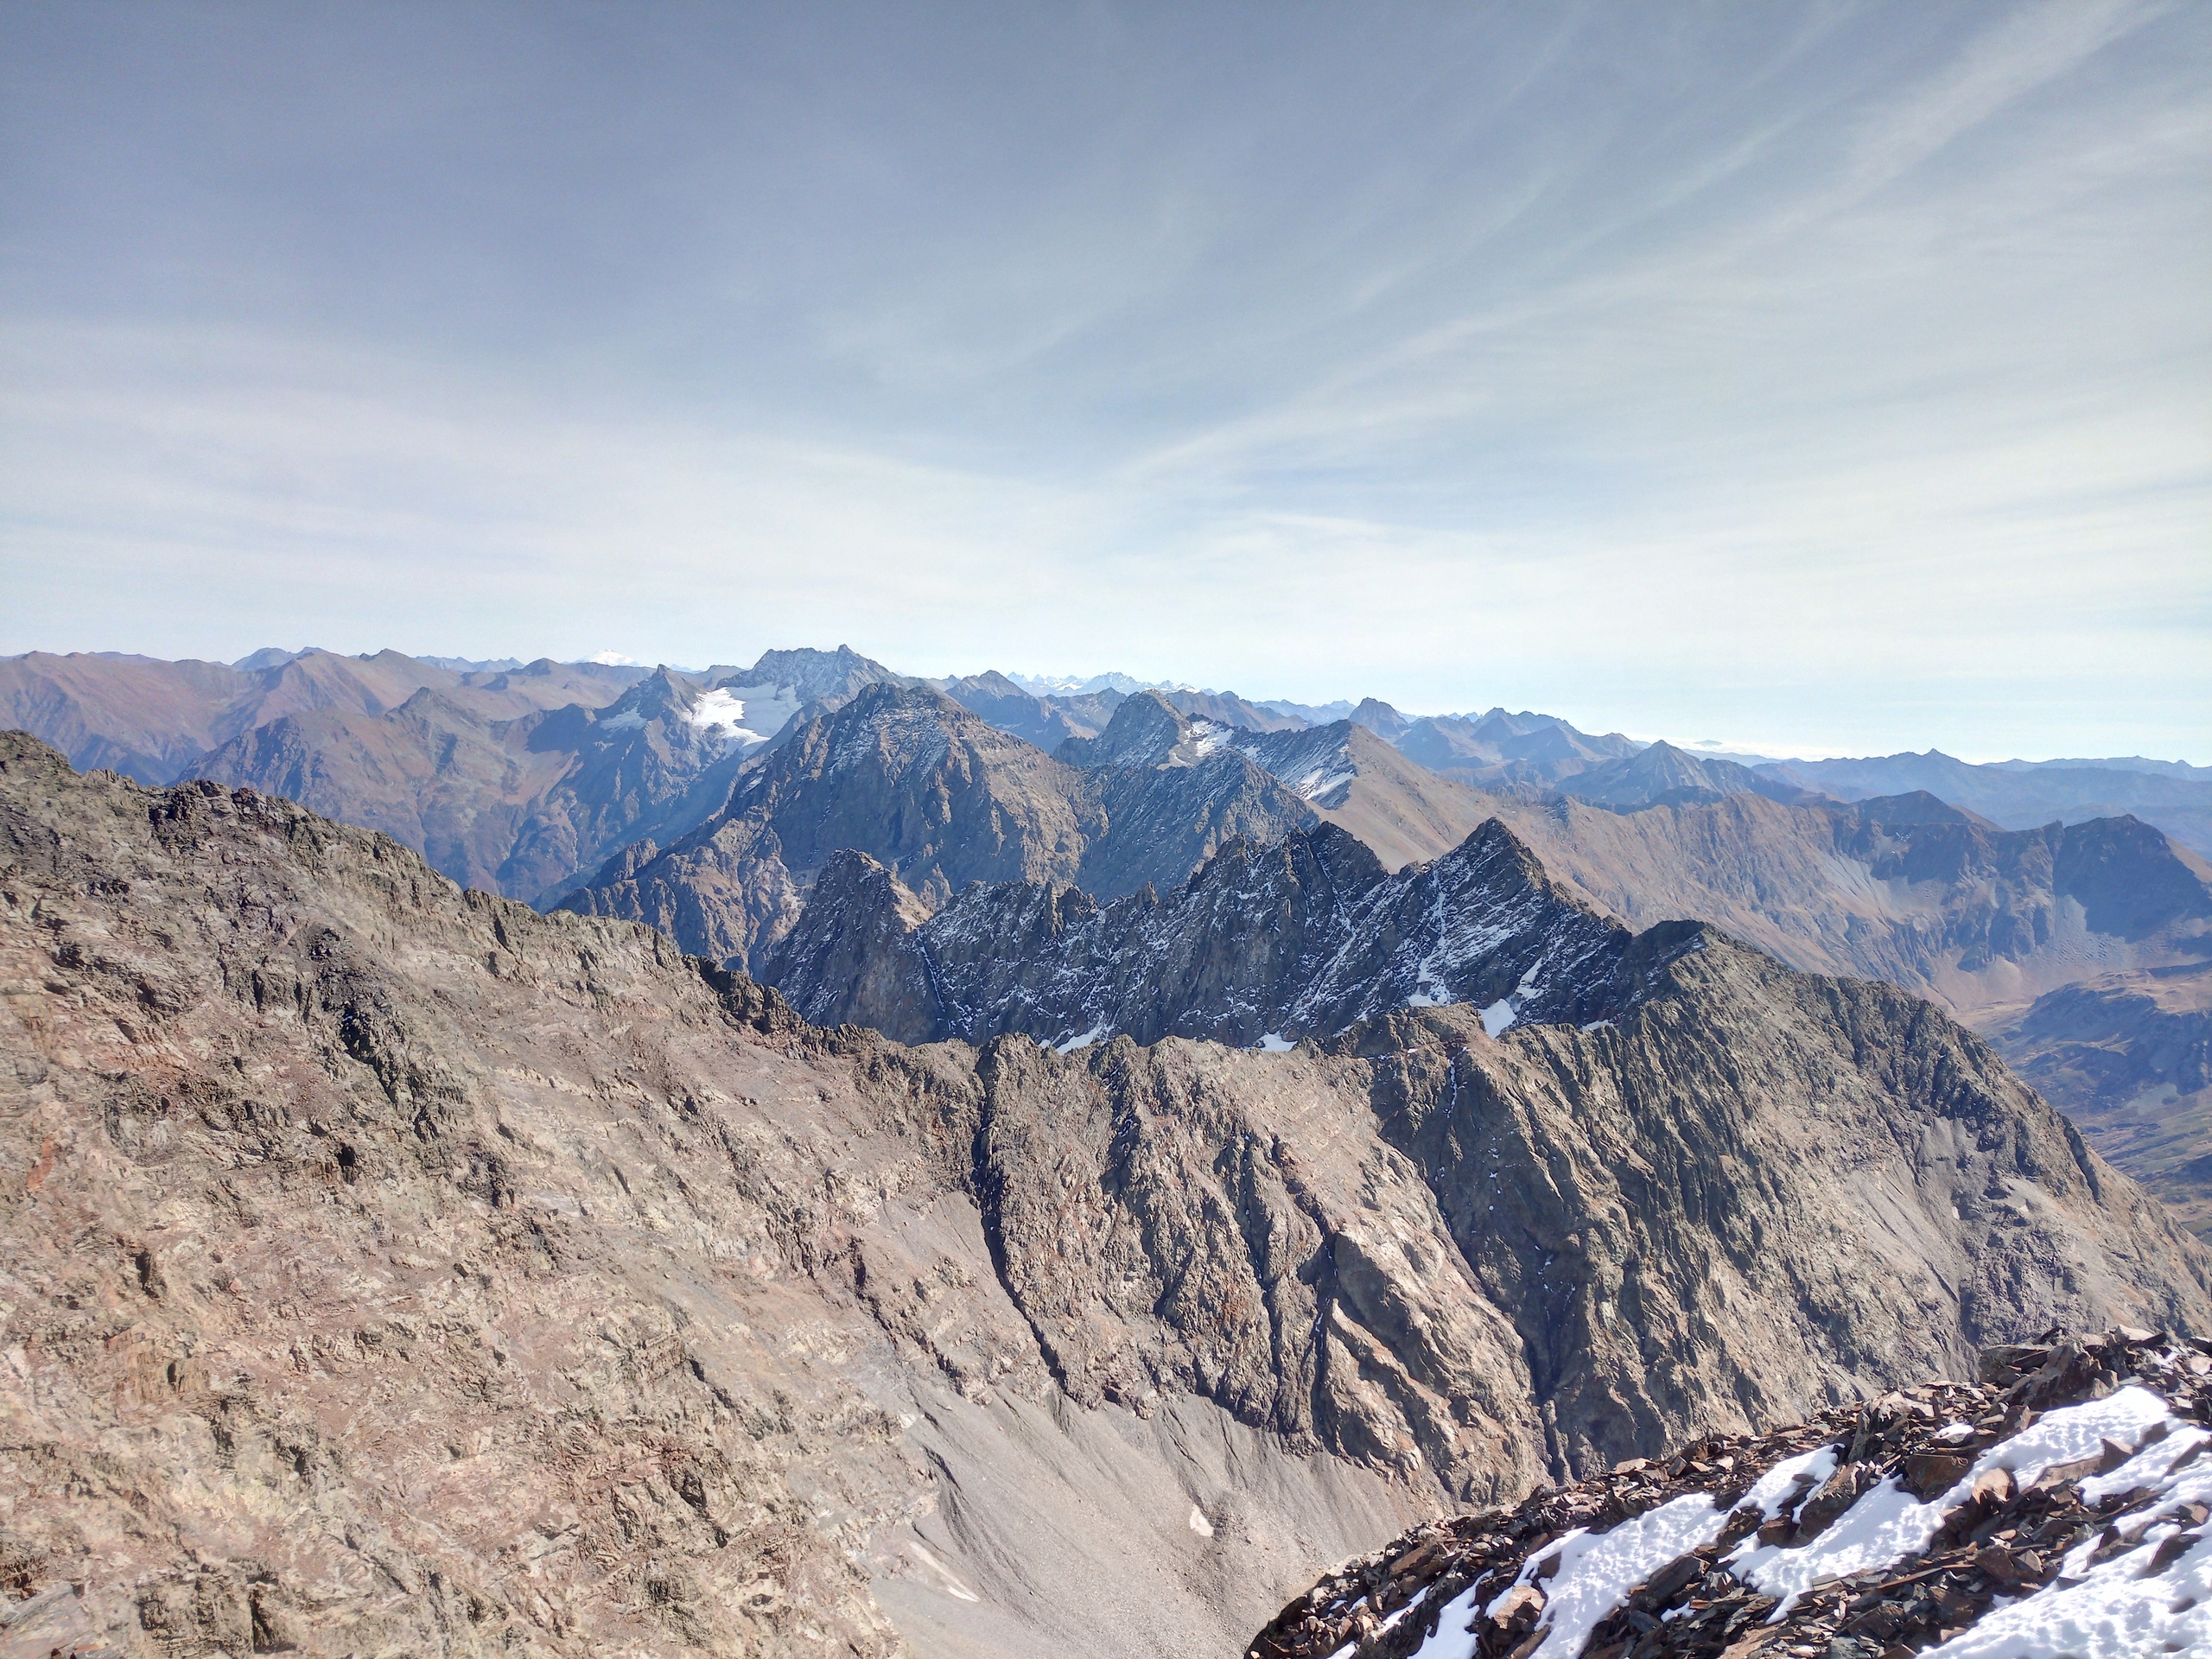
left=1290, top=765, right=1355, bottom=802
left=1742, top=1445, right=1840, bottom=1520
left=1511, top=1495, right=1726, bottom=1658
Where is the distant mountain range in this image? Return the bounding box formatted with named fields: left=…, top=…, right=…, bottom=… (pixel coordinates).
left=1755, top=749, right=2212, bottom=854
left=0, top=644, right=890, bottom=904
left=6, top=642, right=2209, bottom=1236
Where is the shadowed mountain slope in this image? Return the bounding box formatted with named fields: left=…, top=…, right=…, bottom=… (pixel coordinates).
left=931, top=669, right=1108, bottom=751
left=1557, top=739, right=1827, bottom=810
left=1157, top=687, right=1312, bottom=733
left=1993, top=963, right=2212, bottom=1238
left=1385, top=705, right=1643, bottom=788
left=188, top=649, right=900, bottom=906
left=0, top=646, right=904, bottom=909
left=1225, top=720, right=1498, bottom=874
left=1054, top=691, right=1498, bottom=873
left=2, top=732, right=2204, bottom=1656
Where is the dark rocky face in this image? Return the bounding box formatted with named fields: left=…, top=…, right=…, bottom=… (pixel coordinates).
left=764, top=817, right=1644, bottom=1050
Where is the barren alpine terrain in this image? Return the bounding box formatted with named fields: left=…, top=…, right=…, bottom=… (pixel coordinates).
left=3, top=733, right=2207, bottom=1655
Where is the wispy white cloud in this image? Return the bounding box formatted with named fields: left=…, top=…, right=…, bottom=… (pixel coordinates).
left=0, top=2, right=2204, bottom=759
left=1840, top=0, right=2165, bottom=197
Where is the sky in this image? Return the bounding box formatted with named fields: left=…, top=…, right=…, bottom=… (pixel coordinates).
left=2, top=2, right=2207, bottom=761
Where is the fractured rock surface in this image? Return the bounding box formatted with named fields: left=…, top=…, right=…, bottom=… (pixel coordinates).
left=765, top=821, right=1640, bottom=1049
left=1, top=734, right=2207, bottom=1656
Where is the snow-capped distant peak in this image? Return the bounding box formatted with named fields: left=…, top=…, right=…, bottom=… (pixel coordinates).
left=1007, top=670, right=1204, bottom=698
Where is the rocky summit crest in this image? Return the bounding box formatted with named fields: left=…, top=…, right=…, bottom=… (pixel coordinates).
left=766, top=816, right=1662, bottom=1050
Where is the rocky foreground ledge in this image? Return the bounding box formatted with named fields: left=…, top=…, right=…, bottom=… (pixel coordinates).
left=1249, top=1331, right=2212, bottom=1659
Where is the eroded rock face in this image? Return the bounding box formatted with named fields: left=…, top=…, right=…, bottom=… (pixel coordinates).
left=0, top=736, right=1427, bottom=1657
left=1, top=734, right=2207, bottom=1657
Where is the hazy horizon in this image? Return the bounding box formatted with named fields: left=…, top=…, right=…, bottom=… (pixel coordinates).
left=11, top=637, right=2209, bottom=768
left=4, top=3, right=2207, bottom=761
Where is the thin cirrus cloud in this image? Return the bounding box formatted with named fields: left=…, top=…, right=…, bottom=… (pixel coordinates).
left=0, top=0, right=2204, bottom=761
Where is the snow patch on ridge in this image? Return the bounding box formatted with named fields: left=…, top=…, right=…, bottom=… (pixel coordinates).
left=1925, top=1409, right=2212, bottom=1657
left=1189, top=720, right=1232, bottom=756
left=1054, top=1021, right=1109, bottom=1054
left=1732, top=1386, right=2177, bottom=1618
left=1399, top=1386, right=2202, bottom=1659
left=1508, top=1494, right=1728, bottom=1659
left=689, top=687, right=778, bottom=749
left=1407, top=1495, right=1732, bottom=1659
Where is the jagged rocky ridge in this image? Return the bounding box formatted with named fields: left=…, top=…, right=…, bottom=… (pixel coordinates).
left=4, top=733, right=2209, bottom=1656
left=1049, top=690, right=1498, bottom=874
left=559, top=683, right=1318, bottom=970
left=1249, top=1330, right=2212, bottom=1659
left=19, top=651, right=2212, bottom=1249
left=764, top=820, right=1649, bottom=1050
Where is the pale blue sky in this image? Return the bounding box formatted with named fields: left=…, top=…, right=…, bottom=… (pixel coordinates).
left=3, top=2, right=2206, bottom=758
